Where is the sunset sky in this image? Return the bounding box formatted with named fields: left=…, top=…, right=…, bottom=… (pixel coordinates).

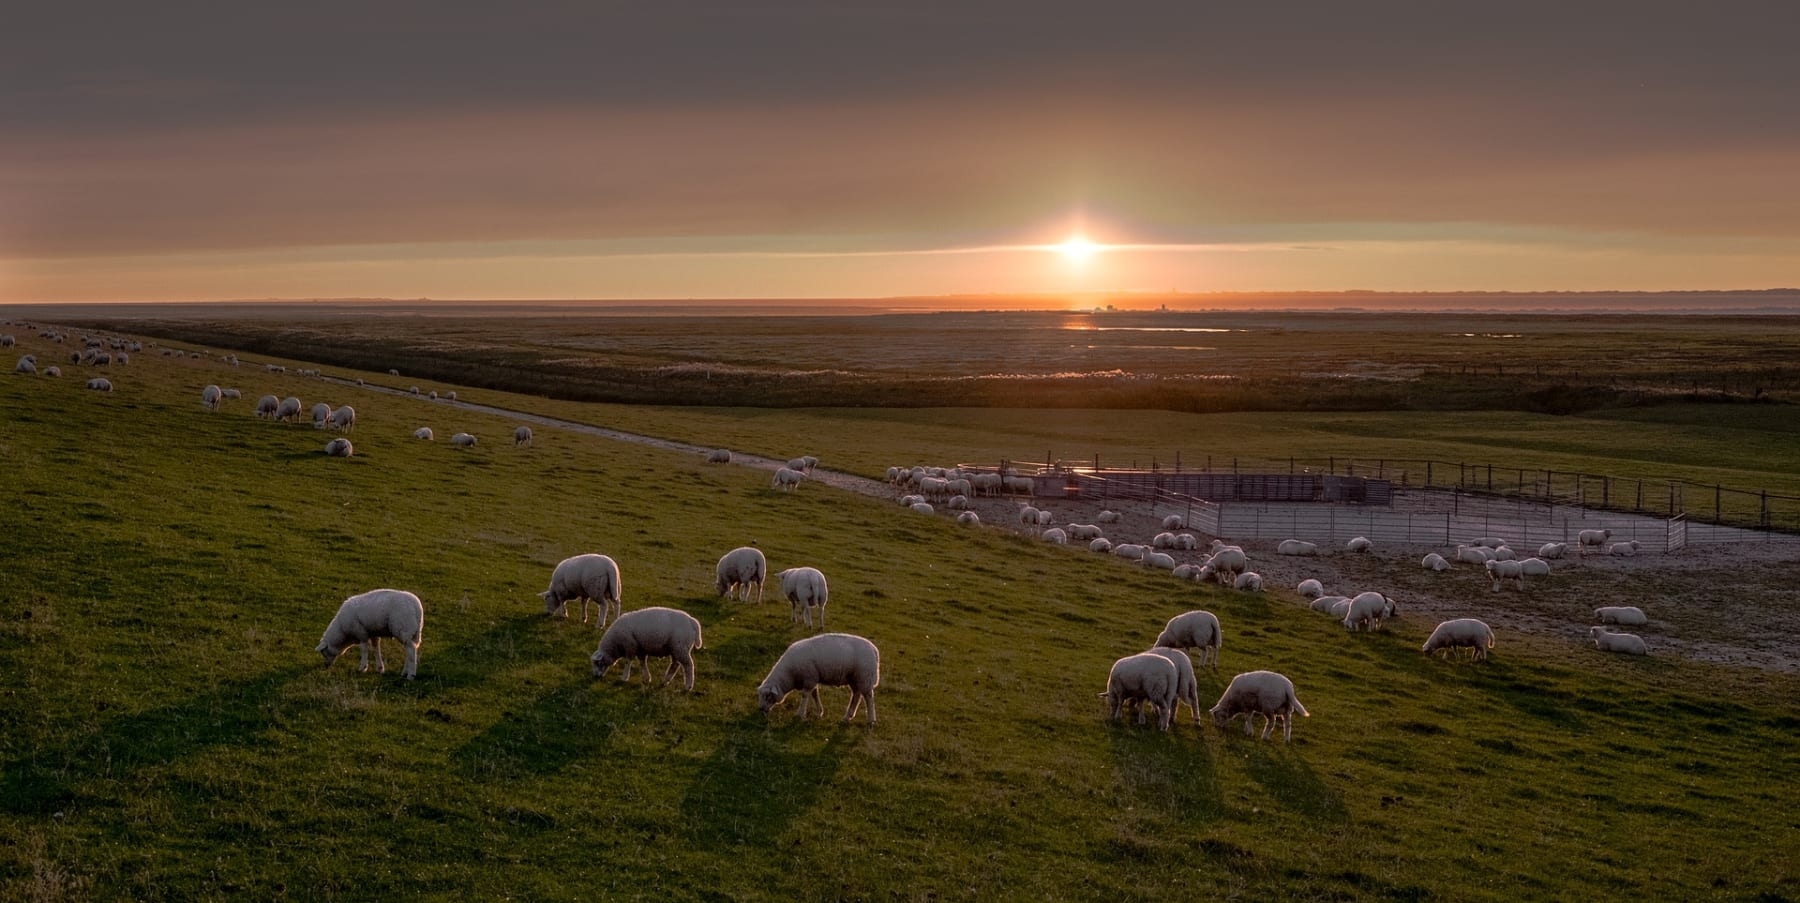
left=4, top=2, right=1798, bottom=302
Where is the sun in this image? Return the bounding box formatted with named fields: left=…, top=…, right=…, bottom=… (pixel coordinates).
left=1057, top=234, right=1099, bottom=264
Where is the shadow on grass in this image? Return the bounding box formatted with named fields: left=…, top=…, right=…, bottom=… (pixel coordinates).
left=678, top=713, right=848, bottom=850
left=1240, top=742, right=1349, bottom=823
left=451, top=674, right=615, bottom=781
left=0, top=665, right=310, bottom=816
left=1368, top=634, right=1587, bottom=729
left=1105, top=720, right=1224, bottom=823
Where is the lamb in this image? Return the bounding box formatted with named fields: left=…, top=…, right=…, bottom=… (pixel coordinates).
left=329, top=405, right=356, bottom=431
left=1485, top=558, right=1526, bottom=592
left=1143, top=551, right=1177, bottom=570
left=450, top=432, right=477, bottom=447
left=1089, top=537, right=1112, bottom=553
left=1310, top=595, right=1350, bottom=614
left=311, top=402, right=332, bottom=427
left=910, top=502, right=936, bottom=515
left=316, top=588, right=424, bottom=679
left=1342, top=591, right=1398, bottom=631
left=957, top=511, right=980, bottom=526
left=1578, top=528, right=1612, bottom=554
left=323, top=437, right=354, bottom=457
left=1101, top=652, right=1178, bottom=730
left=757, top=633, right=880, bottom=722
left=1233, top=571, right=1263, bottom=592
left=85, top=377, right=112, bottom=391
left=1297, top=579, right=1324, bottom=598
left=1421, top=553, right=1450, bottom=571
left=513, top=426, right=532, bottom=447
left=1538, top=542, right=1568, bottom=559
left=1042, top=528, right=1069, bottom=544
left=201, top=384, right=223, bottom=410
left=1162, top=515, right=1185, bottom=530
left=539, top=553, right=623, bottom=627
left=1153, top=609, right=1221, bottom=667
left=1518, top=557, right=1551, bottom=577
left=1209, top=670, right=1309, bottom=741
left=1422, top=618, right=1496, bottom=661
left=1112, top=543, right=1147, bottom=561
left=1346, top=536, right=1373, bottom=553
left=1595, top=606, right=1648, bottom=626
left=414, top=427, right=434, bottom=440
left=275, top=396, right=303, bottom=422
left=589, top=607, right=705, bottom=691
left=771, top=467, right=805, bottom=491
left=255, top=394, right=280, bottom=418
left=714, top=546, right=767, bottom=603
left=1152, top=531, right=1179, bottom=550
left=1277, top=539, right=1318, bottom=556
left=1097, top=510, right=1121, bottom=524
left=1591, top=627, right=1649, bottom=655
left=1142, top=647, right=1202, bottom=725
left=777, top=566, right=829, bottom=629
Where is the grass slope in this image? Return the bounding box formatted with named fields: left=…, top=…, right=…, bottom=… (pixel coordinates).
left=1, top=339, right=1797, bottom=901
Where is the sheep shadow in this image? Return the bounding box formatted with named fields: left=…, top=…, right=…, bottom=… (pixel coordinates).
left=1104, top=717, right=1225, bottom=823
left=678, top=713, right=848, bottom=851
left=1368, top=639, right=1586, bottom=729
left=450, top=674, right=617, bottom=781
left=1238, top=743, right=1349, bottom=823
left=0, top=665, right=309, bottom=816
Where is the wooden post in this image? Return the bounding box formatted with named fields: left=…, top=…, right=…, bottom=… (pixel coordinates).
left=1715, top=484, right=1722, bottom=523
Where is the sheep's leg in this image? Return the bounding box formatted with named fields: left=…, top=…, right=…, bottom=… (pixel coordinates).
left=357, top=641, right=371, bottom=673
left=808, top=687, right=823, bottom=718
left=864, top=690, right=876, bottom=723
left=373, top=638, right=386, bottom=673
left=1260, top=714, right=1275, bottom=741
left=817, top=604, right=825, bottom=630
left=1244, top=713, right=1257, bottom=737
left=843, top=692, right=862, bottom=723
left=619, top=659, right=634, bottom=682
left=639, top=657, right=655, bottom=684
left=796, top=687, right=811, bottom=719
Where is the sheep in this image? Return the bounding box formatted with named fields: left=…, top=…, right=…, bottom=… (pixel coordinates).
left=1174, top=533, right=1199, bottom=551
left=310, top=402, right=332, bottom=428
left=255, top=394, right=280, bottom=418
left=1019, top=506, right=1041, bottom=526
left=714, top=546, right=767, bottom=603
left=1539, top=542, right=1568, bottom=560
left=1035, top=509, right=1054, bottom=526
left=14, top=357, right=35, bottom=374
left=589, top=607, right=705, bottom=690
left=1485, top=558, right=1526, bottom=592
left=1162, top=514, right=1185, bottom=530
left=450, top=432, right=477, bottom=448
left=539, top=553, right=623, bottom=628
left=945, top=478, right=971, bottom=498
left=777, top=566, right=829, bottom=629
left=1591, top=627, right=1649, bottom=655
left=221, top=388, right=241, bottom=399
left=1144, top=551, right=1177, bottom=570
left=323, top=437, right=354, bottom=458
left=1297, top=579, right=1324, bottom=598
left=1421, top=553, right=1450, bottom=571
left=957, top=511, right=980, bottom=526
left=1205, top=547, right=1247, bottom=584
left=1490, top=546, right=1518, bottom=561
left=1153, top=609, right=1221, bottom=667
left=1454, top=545, right=1493, bottom=565
left=428, top=390, right=438, bottom=400
left=1233, top=571, right=1263, bottom=592
left=757, top=633, right=880, bottom=722
left=388, top=368, right=399, bottom=376
left=0, top=334, right=11, bottom=346
left=1346, top=536, right=1373, bottom=553
left=1209, top=670, right=1309, bottom=741
left=1310, top=594, right=1350, bottom=614
left=409, top=386, right=420, bottom=395
left=1112, top=543, right=1147, bottom=561
left=1277, top=539, right=1318, bottom=556
left=1342, top=591, right=1397, bottom=631
left=330, top=405, right=356, bottom=431
left=1142, top=647, right=1202, bottom=726
left=275, top=396, right=303, bottom=422
left=1595, top=606, right=1648, bottom=626
left=1171, top=563, right=1204, bottom=581
left=786, top=456, right=810, bottom=473
left=1097, top=510, right=1121, bottom=524
left=1327, top=598, right=1354, bottom=618
left=972, top=472, right=1004, bottom=496
left=201, top=385, right=223, bottom=410
left=1042, top=528, right=1069, bottom=544
left=1471, top=537, right=1508, bottom=549
left=1152, top=531, right=1179, bottom=550
left=885, top=466, right=903, bottom=483
left=41, top=366, right=58, bottom=377
left=771, top=467, right=805, bottom=491
left=85, top=377, right=112, bottom=391
left=801, top=455, right=819, bottom=471
left=1422, top=618, right=1496, bottom=661
left=910, top=502, right=936, bottom=515
left=316, top=588, right=424, bottom=679
left=1101, top=652, right=1178, bottom=730
left=1089, top=537, right=1113, bottom=554
left=1518, top=557, right=1551, bottom=577
left=1578, top=528, right=1612, bottom=554
left=1066, top=524, right=1104, bottom=541
left=513, top=426, right=532, bottom=447
left=1608, top=540, right=1642, bottom=557
left=414, top=427, right=434, bottom=440
left=445, top=391, right=456, bottom=401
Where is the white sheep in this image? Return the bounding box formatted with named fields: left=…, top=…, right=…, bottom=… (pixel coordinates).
left=1591, top=627, right=1649, bottom=655
left=910, top=502, right=936, bottom=515
left=324, top=437, right=354, bottom=457
left=1595, top=606, right=1648, bottom=626
left=1485, top=558, right=1526, bottom=592
left=409, top=386, right=420, bottom=395
left=946, top=495, right=970, bottom=510
left=1112, top=543, right=1147, bottom=561
left=255, top=394, right=280, bottom=418
left=201, top=384, right=223, bottom=410
left=1102, top=652, right=1178, bottom=730
left=590, top=607, right=705, bottom=690
left=1233, top=571, right=1263, bottom=592
left=1153, top=609, right=1221, bottom=667
left=1518, top=557, right=1551, bottom=577
left=539, top=553, right=623, bottom=627
left=1035, top=509, right=1054, bottom=526
left=1297, top=579, right=1324, bottom=598
left=388, top=368, right=399, bottom=376
left=1454, top=545, right=1493, bottom=565
left=330, top=405, right=356, bottom=431
left=1209, top=670, right=1309, bottom=741
left=1042, top=528, right=1069, bottom=544
left=1421, top=553, right=1450, bottom=571
left=1205, top=547, right=1247, bottom=584
left=1097, top=510, right=1121, bottom=524
left=316, top=588, right=424, bottom=679
left=15, top=356, right=37, bottom=375
left=275, top=396, right=303, bottom=422
left=311, top=402, right=332, bottom=428
left=1346, top=536, right=1373, bottom=553
left=221, top=388, right=241, bottom=399
left=1277, top=539, right=1318, bottom=556
left=1142, top=647, right=1201, bottom=726
left=1171, top=563, right=1204, bottom=581
left=513, top=426, right=532, bottom=447
left=1310, top=595, right=1349, bottom=614
left=1162, top=514, right=1185, bottom=530
left=786, top=456, right=809, bottom=473
left=41, top=366, right=58, bottom=377
left=1608, top=540, right=1642, bottom=557
left=429, top=390, right=438, bottom=400
left=1174, top=534, right=1199, bottom=550
left=1491, top=546, right=1518, bottom=561
left=1578, top=528, right=1612, bottom=554
left=757, top=633, right=880, bottom=722
left=957, top=511, right=980, bottom=526
left=1152, top=531, right=1179, bottom=550
left=414, top=427, right=434, bottom=440
left=445, top=391, right=456, bottom=401
left=777, top=566, right=829, bottom=629
left=1471, top=536, right=1508, bottom=549
left=1328, top=598, right=1354, bottom=618
left=85, top=377, right=112, bottom=391
left=771, top=467, right=805, bottom=491
left=1089, top=537, right=1112, bottom=554
left=714, top=546, right=767, bottom=603
left=1066, top=524, right=1104, bottom=541
left=1422, top=618, right=1495, bottom=661
left=1018, top=506, right=1041, bottom=526
left=1342, top=591, right=1397, bottom=631
left=707, top=448, right=732, bottom=464
left=1538, top=542, right=1568, bottom=559
left=1143, top=551, right=1177, bottom=570
left=801, top=455, right=819, bottom=471
left=450, top=432, right=477, bottom=448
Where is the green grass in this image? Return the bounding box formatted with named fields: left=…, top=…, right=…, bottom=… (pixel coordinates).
left=1, top=334, right=1798, bottom=900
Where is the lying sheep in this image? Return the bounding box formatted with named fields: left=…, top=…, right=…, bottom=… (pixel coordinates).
left=202, top=384, right=223, bottom=410
left=1162, top=515, right=1185, bottom=530
left=1454, top=545, right=1492, bottom=565
left=1097, top=510, right=1121, bottom=524
left=911, top=502, right=936, bottom=516
left=1485, top=558, right=1526, bottom=592
left=1595, top=605, right=1648, bottom=626
left=1171, top=563, right=1204, bottom=581
left=1471, top=536, right=1508, bottom=549
left=1209, top=670, right=1309, bottom=741
left=1518, top=557, right=1551, bottom=577
left=323, top=437, right=354, bottom=458
left=221, top=388, right=241, bottom=399
left=514, top=426, right=532, bottom=447
left=946, top=495, right=970, bottom=510
left=1142, top=647, right=1201, bottom=726
left=1088, top=537, right=1112, bottom=553
left=1066, top=524, right=1104, bottom=541
left=1422, top=618, right=1495, bottom=661
left=771, top=467, right=805, bottom=491
left=539, top=553, right=623, bottom=627
left=1153, top=610, right=1221, bottom=667
left=1297, top=579, right=1324, bottom=598
left=707, top=448, right=732, bottom=464
left=757, top=633, right=880, bottom=722
left=316, top=588, right=424, bottom=679
left=15, top=356, right=41, bottom=374
left=1174, top=534, right=1199, bottom=551
left=1346, top=536, right=1372, bottom=553
left=1233, top=572, right=1263, bottom=592
left=714, top=546, right=767, bottom=603
left=414, top=427, right=434, bottom=440
left=778, top=566, right=829, bottom=629
left=1591, top=627, right=1649, bottom=655
left=590, top=607, right=705, bottom=691
left=41, top=366, right=58, bottom=377
left=1578, top=528, right=1612, bottom=554
left=1309, top=595, right=1350, bottom=614
left=1539, top=542, right=1568, bottom=559
left=1421, top=552, right=1450, bottom=571
left=1152, top=531, right=1179, bottom=550
left=1102, top=652, right=1178, bottom=730
left=1491, top=546, right=1518, bottom=561
left=450, top=432, right=477, bottom=448
left=1042, top=528, right=1068, bottom=544
left=1342, top=591, right=1397, bottom=631
left=1112, top=543, right=1147, bottom=561
left=1277, top=539, right=1318, bottom=556
left=956, top=511, right=980, bottom=526
left=1608, top=540, right=1642, bottom=557
left=1143, top=551, right=1177, bottom=570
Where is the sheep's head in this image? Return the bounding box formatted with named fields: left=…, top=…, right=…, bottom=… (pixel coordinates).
left=1209, top=705, right=1230, bottom=730
left=590, top=651, right=614, bottom=678
left=757, top=684, right=784, bottom=713
left=539, top=590, right=566, bottom=616
left=317, top=639, right=349, bottom=666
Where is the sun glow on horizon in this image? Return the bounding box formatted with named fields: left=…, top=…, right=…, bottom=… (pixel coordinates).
left=1057, top=234, right=1100, bottom=264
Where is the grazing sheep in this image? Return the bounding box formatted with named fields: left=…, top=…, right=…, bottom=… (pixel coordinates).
left=757, top=633, right=880, bottom=722
left=800, top=455, right=819, bottom=471
left=1346, top=536, right=1373, bottom=553
left=1042, top=528, right=1069, bottom=544
left=1233, top=572, right=1263, bottom=592
left=445, top=391, right=456, bottom=401
left=910, top=502, right=936, bottom=515
left=428, top=390, right=438, bottom=400
left=1342, top=591, right=1398, bottom=631
left=330, top=405, right=356, bottom=431
left=1422, top=618, right=1496, bottom=661
left=255, top=394, right=280, bottom=418
left=1141, top=647, right=1202, bottom=725
left=414, top=427, right=434, bottom=440
left=1153, top=610, right=1221, bottom=667
left=311, top=402, right=332, bottom=428
left=1539, top=542, right=1568, bottom=559
left=1595, top=606, right=1648, bottom=626
left=1485, top=558, right=1527, bottom=592
left=707, top=448, right=732, bottom=464
left=85, top=377, right=112, bottom=391
left=714, top=546, right=767, bottom=603
left=1097, top=510, right=1121, bottom=524
left=1162, top=515, right=1185, bottom=530
left=539, top=553, right=623, bottom=627
left=771, top=467, right=805, bottom=491
left=41, top=366, right=59, bottom=377
left=589, top=607, right=705, bottom=691
left=1209, top=670, right=1309, bottom=741
left=316, top=588, right=424, bottom=679
left=323, top=437, right=354, bottom=458
left=1591, top=627, right=1649, bottom=655
left=1421, top=553, right=1450, bottom=571
left=1102, top=653, right=1178, bottom=730
left=1578, top=528, right=1612, bottom=554
left=1018, top=506, right=1041, bottom=526
left=1205, top=547, right=1247, bottom=585
left=1035, top=509, right=1054, bottom=526
left=1112, top=543, right=1147, bottom=561
left=1088, top=537, right=1112, bottom=554
left=1277, top=539, right=1319, bottom=556
left=1310, top=595, right=1350, bottom=614
left=1518, top=557, right=1551, bottom=577
left=0, top=335, right=11, bottom=347
left=957, top=511, right=980, bottom=526
left=1297, top=579, right=1324, bottom=598
left=275, top=396, right=303, bottom=422
left=201, top=385, right=223, bottom=410
left=777, top=566, right=830, bottom=629
left=885, top=466, right=903, bottom=483
left=388, top=369, right=399, bottom=376
left=1143, top=551, right=1177, bottom=570
left=513, top=426, right=532, bottom=447
left=786, top=456, right=809, bottom=473
left=450, top=432, right=477, bottom=447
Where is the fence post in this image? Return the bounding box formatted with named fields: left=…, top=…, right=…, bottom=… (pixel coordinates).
left=1426, top=461, right=1432, bottom=486
left=1715, top=484, right=1722, bottom=523
left=1175, top=451, right=1181, bottom=473
left=1486, top=464, right=1493, bottom=491
left=1460, top=462, right=1467, bottom=486
left=1546, top=470, right=1553, bottom=502
left=1329, top=456, right=1335, bottom=475
left=1636, top=480, right=1643, bottom=512
left=1761, top=490, right=1769, bottom=529
left=1603, top=477, right=1610, bottom=509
